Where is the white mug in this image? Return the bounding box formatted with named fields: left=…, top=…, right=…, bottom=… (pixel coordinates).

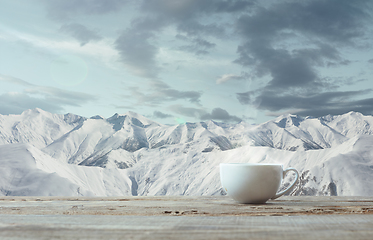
left=220, top=163, right=299, bottom=204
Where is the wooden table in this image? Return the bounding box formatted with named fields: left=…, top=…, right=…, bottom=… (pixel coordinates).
left=0, top=196, right=372, bottom=239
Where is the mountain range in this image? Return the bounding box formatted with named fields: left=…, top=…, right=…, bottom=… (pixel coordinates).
left=1, top=108, right=373, bottom=197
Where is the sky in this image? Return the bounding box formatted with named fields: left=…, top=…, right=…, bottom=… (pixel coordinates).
left=0, top=0, right=373, bottom=125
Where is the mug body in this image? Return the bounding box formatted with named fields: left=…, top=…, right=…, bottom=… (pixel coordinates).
left=220, top=163, right=283, bottom=204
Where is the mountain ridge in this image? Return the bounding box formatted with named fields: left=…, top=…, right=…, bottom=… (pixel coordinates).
left=1, top=109, right=373, bottom=197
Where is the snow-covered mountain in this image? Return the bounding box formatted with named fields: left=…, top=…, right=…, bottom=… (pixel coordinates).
left=0, top=108, right=85, bottom=148
left=0, top=143, right=132, bottom=196
left=1, top=108, right=373, bottom=197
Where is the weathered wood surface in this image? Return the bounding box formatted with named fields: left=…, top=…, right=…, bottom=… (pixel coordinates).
left=0, top=196, right=373, bottom=239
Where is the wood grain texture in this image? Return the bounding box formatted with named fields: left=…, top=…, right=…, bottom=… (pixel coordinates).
left=0, top=196, right=373, bottom=239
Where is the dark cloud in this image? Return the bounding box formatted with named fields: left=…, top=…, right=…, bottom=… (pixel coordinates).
left=115, top=28, right=160, bottom=78
left=159, top=89, right=201, bottom=103
left=237, top=0, right=369, bottom=44
left=237, top=89, right=373, bottom=117
left=237, top=45, right=320, bottom=89
left=177, top=35, right=216, bottom=55
left=235, top=0, right=371, bottom=89
left=368, top=59, right=373, bottom=63
left=234, top=0, right=373, bottom=117
left=259, top=90, right=371, bottom=111
left=42, top=0, right=128, bottom=20
left=235, top=41, right=344, bottom=90
left=141, top=0, right=255, bottom=20
left=153, top=111, right=173, bottom=119
left=169, top=104, right=207, bottom=119
left=169, top=105, right=241, bottom=122
left=293, top=43, right=343, bottom=67
left=236, top=91, right=254, bottom=105
left=114, top=13, right=171, bottom=78
left=0, top=75, right=97, bottom=115
left=293, top=102, right=373, bottom=117
left=149, top=80, right=201, bottom=104
left=176, top=21, right=224, bottom=55
left=114, top=0, right=255, bottom=77
left=327, top=77, right=368, bottom=87
left=177, top=21, right=225, bottom=38
left=60, top=23, right=102, bottom=46
left=214, top=0, right=256, bottom=13
left=37, top=0, right=373, bottom=120
left=126, top=80, right=202, bottom=106
left=201, top=107, right=242, bottom=122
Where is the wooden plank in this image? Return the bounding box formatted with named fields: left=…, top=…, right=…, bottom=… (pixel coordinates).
left=0, top=214, right=373, bottom=239
left=0, top=196, right=373, bottom=239
left=0, top=196, right=372, bottom=216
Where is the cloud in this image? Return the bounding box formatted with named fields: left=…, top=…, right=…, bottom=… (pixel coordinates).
left=42, top=0, right=128, bottom=20
left=60, top=23, right=102, bottom=46
left=32, top=0, right=373, bottom=121
left=43, top=0, right=158, bottom=78
left=153, top=111, right=173, bottom=119
left=216, top=73, right=247, bottom=84
left=113, top=8, right=168, bottom=78
left=115, top=28, right=160, bottom=78
left=236, top=91, right=255, bottom=105
left=140, top=0, right=255, bottom=19
left=126, top=80, right=202, bottom=106
left=237, top=89, right=373, bottom=117
left=175, top=21, right=225, bottom=55
left=235, top=42, right=342, bottom=90
left=177, top=21, right=225, bottom=38
left=200, top=107, right=242, bottom=122
left=0, top=75, right=35, bottom=87
left=114, top=0, right=256, bottom=78
left=169, top=105, right=241, bottom=122
left=0, top=74, right=97, bottom=114
left=0, top=92, right=64, bottom=115
left=176, top=34, right=216, bottom=55
left=235, top=0, right=371, bottom=88
left=0, top=27, right=119, bottom=72
left=25, top=86, right=97, bottom=107
left=169, top=105, right=206, bottom=118
left=233, top=0, right=373, bottom=117
left=293, top=97, right=373, bottom=117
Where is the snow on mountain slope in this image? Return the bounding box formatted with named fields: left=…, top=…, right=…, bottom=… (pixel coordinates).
left=0, top=108, right=84, bottom=148
left=125, top=134, right=373, bottom=197
left=290, top=135, right=373, bottom=196
left=323, top=111, right=373, bottom=137
left=42, top=113, right=235, bottom=168
left=237, top=114, right=348, bottom=151
left=42, top=113, right=161, bottom=168
left=43, top=118, right=117, bottom=164
left=1, top=109, right=373, bottom=197
left=0, top=144, right=132, bottom=196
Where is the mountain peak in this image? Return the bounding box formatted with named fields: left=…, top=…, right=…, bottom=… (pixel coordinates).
left=274, top=114, right=304, bottom=128
left=321, top=111, right=365, bottom=122
left=108, top=111, right=144, bottom=119
left=344, top=111, right=364, bottom=118
left=90, top=115, right=105, bottom=120
left=107, top=111, right=162, bottom=130
left=21, top=108, right=47, bottom=116
left=126, top=111, right=142, bottom=117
